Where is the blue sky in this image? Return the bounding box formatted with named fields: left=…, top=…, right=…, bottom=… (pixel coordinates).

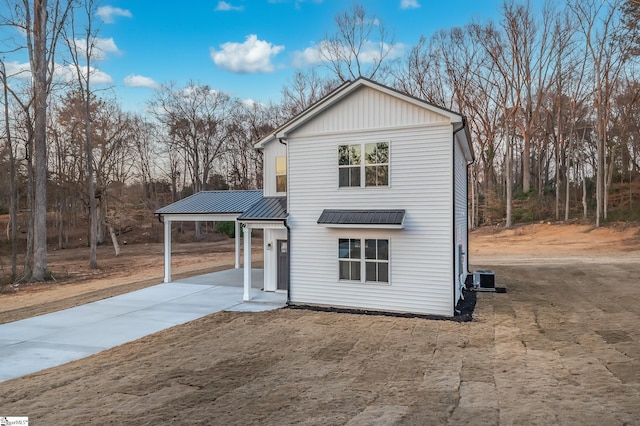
left=93, top=0, right=516, bottom=111
left=4, top=0, right=511, bottom=112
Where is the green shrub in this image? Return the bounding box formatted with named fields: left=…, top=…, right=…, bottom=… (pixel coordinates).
left=215, top=221, right=243, bottom=238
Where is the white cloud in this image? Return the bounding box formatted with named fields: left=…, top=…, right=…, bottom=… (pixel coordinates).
left=292, top=40, right=406, bottom=67
left=3, top=61, right=31, bottom=78
left=359, top=41, right=406, bottom=63
left=210, top=34, right=284, bottom=73
left=72, top=37, right=121, bottom=60
left=215, top=1, right=244, bottom=11
left=291, top=43, right=324, bottom=67
left=401, top=0, right=420, bottom=9
left=1, top=61, right=112, bottom=85
left=96, top=6, right=132, bottom=23
left=124, top=74, right=159, bottom=89
left=55, top=64, right=113, bottom=85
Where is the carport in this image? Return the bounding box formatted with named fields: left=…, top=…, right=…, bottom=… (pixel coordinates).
left=155, top=190, right=264, bottom=284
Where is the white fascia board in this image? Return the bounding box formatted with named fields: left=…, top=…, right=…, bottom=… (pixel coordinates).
left=319, top=223, right=404, bottom=230
left=455, top=127, right=474, bottom=163
left=254, top=134, right=275, bottom=150
left=161, top=213, right=240, bottom=222
left=242, top=221, right=287, bottom=230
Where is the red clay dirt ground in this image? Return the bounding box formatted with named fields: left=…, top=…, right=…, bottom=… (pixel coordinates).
left=1, top=223, right=639, bottom=425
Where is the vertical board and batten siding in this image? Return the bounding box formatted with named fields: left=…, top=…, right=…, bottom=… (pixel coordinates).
left=453, top=134, right=469, bottom=304
left=288, top=108, right=455, bottom=317
left=293, top=86, right=449, bottom=136
left=262, top=140, right=287, bottom=197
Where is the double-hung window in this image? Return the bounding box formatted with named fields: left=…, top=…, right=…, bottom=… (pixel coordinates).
left=338, top=142, right=389, bottom=187
left=275, top=156, right=287, bottom=193
left=339, top=238, right=389, bottom=284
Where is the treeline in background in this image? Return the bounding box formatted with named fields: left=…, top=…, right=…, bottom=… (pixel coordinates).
left=1, top=0, right=639, bottom=281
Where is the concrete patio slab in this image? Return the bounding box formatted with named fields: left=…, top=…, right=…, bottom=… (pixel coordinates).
left=0, top=268, right=286, bottom=383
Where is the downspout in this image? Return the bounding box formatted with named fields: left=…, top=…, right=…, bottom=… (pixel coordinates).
left=285, top=218, right=291, bottom=306
left=461, top=116, right=474, bottom=280
left=452, top=116, right=468, bottom=315
left=279, top=136, right=290, bottom=305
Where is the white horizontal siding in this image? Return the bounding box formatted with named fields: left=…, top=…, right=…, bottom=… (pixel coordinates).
left=288, top=123, right=455, bottom=316
left=292, top=86, right=449, bottom=137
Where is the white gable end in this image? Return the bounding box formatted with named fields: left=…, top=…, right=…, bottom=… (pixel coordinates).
left=289, top=86, right=451, bottom=137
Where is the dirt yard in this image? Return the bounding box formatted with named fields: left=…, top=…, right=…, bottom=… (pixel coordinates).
left=1, top=223, right=639, bottom=424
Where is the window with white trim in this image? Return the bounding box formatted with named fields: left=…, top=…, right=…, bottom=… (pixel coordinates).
left=339, top=238, right=389, bottom=283
left=338, top=142, right=389, bottom=187
left=275, top=156, right=286, bottom=193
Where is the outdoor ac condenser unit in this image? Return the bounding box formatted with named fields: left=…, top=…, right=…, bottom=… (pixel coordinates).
left=473, top=270, right=495, bottom=289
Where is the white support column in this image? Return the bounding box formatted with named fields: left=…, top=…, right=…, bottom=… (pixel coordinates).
left=235, top=219, right=241, bottom=268
left=243, top=225, right=252, bottom=301
left=163, top=219, right=172, bottom=283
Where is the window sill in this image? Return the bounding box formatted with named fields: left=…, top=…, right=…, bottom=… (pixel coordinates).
left=339, top=280, right=391, bottom=286
left=337, top=186, right=390, bottom=190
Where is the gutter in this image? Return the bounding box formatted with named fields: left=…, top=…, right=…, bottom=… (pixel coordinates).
left=452, top=115, right=475, bottom=316
left=284, top=218, right=291, bottom=306
left=453, top=116, right=467, bottom=135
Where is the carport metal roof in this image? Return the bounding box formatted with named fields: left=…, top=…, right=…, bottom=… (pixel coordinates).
left=155, top=190, right=263, bottom=217
left=156, top=190, right=265, bottom=280
left=238, top=197, right=287, bottom=222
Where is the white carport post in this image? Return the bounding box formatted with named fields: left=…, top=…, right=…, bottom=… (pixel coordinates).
left=163, top=218, right=171, bottom=282
left=235, top=219, right=241, bottom=268
left=243, top=224, right=251, bottom=301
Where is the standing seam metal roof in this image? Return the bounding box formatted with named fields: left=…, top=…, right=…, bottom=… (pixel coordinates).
left=317, top=209, right=406, bottom=226
left=155, top=190, right=263, bottom=215
left=238, top=197, right=287, bottom=221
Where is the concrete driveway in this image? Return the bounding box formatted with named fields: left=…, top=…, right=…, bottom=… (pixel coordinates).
left=0, top=268, right=286, bottom=382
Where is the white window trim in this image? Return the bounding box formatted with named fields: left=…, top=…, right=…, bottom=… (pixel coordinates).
left=337, top=141, right=390, bottom=189
left=337, top=237, right=391, bottom=285
left=275, top=156, right=287, bottom=194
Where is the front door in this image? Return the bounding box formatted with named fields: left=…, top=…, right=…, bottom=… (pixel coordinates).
left=277, top=240, right=289, bottom=291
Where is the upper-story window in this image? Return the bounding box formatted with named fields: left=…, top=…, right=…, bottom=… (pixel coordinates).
left=276, top=156, right=287, bottom=193
left=338, top=142, right=389, bottom=188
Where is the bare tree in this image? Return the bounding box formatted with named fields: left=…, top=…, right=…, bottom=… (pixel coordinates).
left=149, top=81, right=233, bottom=239
left=281, top=69, right=339, bottom=117
left=65, top=0, right=104, bottom=266
left=0, top=61, right=19, bottom=281
left=318, top=3, right=396, bottom=82
left=570, top=0, right=634, bottom=226
left=1, top=0, right=72, bottom=280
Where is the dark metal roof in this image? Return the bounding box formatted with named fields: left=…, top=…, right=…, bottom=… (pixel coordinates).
left=155, top=190, right=263, bottom=215
left=238, top=197, right=287, bottom=221
left=317, top=209, right=406, bottom=226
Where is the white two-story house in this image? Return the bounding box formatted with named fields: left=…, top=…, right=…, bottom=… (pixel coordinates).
left=157, top=78, right=474, bottom=317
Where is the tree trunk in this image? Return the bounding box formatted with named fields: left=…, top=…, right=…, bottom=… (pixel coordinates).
left=564, top=134, right=572, bottom=222
left=522, top=135, right=531, bottom=194
left=604, top=144, right=616, bottom=221
left=596, top=114, right=605, bottom=228
left=505, top=106, right=513, bottom=228
left=86, top=100, right=98, bottom=267
left=96, top=202, right=105, bottom=245
left=31, top=0, right=49, bottom=280
left=108, top=223, right=120, bottom=256
left=1, top=63, right=18, bottom=281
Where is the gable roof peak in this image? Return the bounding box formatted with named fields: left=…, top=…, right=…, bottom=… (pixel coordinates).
left=255, top=77, right=464, bottom=149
